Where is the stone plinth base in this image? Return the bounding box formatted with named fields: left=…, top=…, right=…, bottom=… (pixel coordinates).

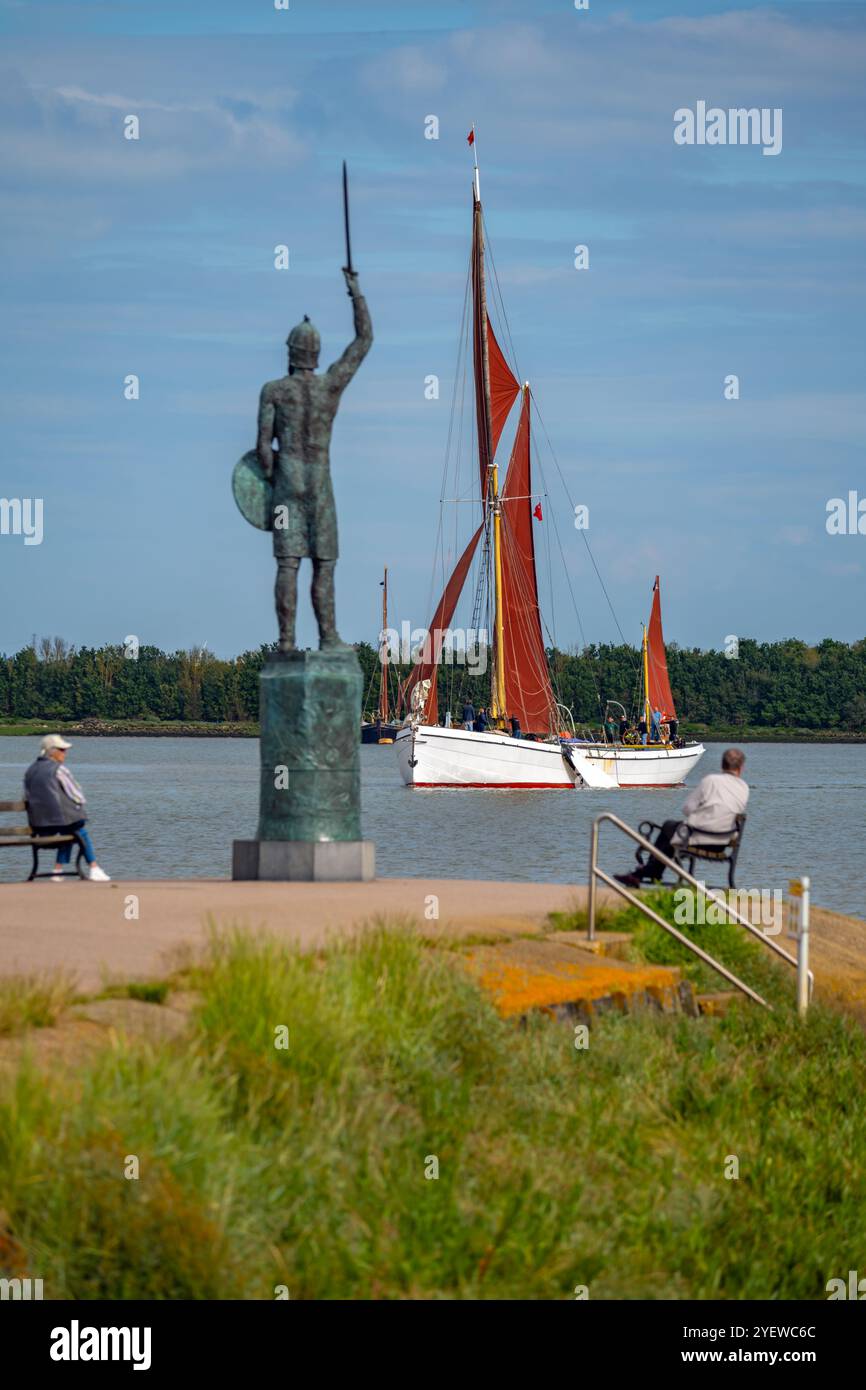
left=257, top=647, right=362, bottom=843
left=232, top=839, right=375, bottom=882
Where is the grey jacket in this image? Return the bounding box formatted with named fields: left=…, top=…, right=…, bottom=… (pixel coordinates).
left=24, top=756, right=87, bottom=828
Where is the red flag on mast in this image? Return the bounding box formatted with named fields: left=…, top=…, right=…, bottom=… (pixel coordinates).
left=533, top=502, right=543, bottom=521
left=467, top=129, right=475, bottom=146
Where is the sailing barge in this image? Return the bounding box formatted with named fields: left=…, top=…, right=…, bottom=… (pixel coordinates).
left=361, top=567, right=398, bottom=743
left=396, top=140, right=704, bottom=789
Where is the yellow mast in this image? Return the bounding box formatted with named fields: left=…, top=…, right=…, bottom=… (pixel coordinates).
left=491, top=452, right=507, bottom=723
left=642, top=623, right=651, bottom=738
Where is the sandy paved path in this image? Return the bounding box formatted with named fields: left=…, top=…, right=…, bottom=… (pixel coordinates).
left=0, top=878, right=593, bottom=992
left=0, top=878, right=862, bottom=1016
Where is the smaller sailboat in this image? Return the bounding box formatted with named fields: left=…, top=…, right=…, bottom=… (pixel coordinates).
left=562, top=578, right=704, bottom=789
left=361, top=566, right=399, bottom=744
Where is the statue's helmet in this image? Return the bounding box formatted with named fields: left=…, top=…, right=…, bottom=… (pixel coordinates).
left=286, top=314, right=320, bottom=370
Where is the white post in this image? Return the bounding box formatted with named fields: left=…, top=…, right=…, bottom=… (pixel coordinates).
left=587, top=818, right=599, bottom=941
left=797, top=875, right=810, bottom=1017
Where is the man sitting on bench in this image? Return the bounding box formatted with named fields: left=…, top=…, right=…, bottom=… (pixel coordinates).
left=615, top=748, right=749, bottom=888
left=23, top=734, right=111, bottom=882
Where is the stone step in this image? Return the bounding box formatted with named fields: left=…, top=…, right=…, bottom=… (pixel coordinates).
left=460, top=936, right=687, bottom=1021
left=549, top=930, right=634, bottom=960
left=695, top=990, right=742, bottom=1017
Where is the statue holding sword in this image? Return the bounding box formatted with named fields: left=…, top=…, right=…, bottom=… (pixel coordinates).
left=232, top=163, right=373, bottom=651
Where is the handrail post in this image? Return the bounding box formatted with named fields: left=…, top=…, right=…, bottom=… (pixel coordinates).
left=587, top=818, right=599, bottom=941
left=797, top=875, right=810, bottom=1017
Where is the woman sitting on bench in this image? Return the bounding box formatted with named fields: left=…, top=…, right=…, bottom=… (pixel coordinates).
left=615, top=748, right=749, bottom=887
left=23, top=734, right=111, bottom=882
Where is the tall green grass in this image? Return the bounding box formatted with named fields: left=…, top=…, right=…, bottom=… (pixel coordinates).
left=0, top=971, right=77, bottom=1036
left=0, top=919, right=864, bottom=1299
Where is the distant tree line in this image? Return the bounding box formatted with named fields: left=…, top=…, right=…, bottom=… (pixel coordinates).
left=2, top=635, right=865, bottom=731
left=0, top=638, right=264, bottom=724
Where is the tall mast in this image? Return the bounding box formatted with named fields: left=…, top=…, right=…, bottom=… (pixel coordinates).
left=642, top=623, right=651, bottom=736
left=473, top=199, right=494, bottom=502
left=472, top=144, right=506, bottom=724
left=379, top=566, right=389, bottom=724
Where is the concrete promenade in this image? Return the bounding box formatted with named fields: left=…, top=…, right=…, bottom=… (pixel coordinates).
left=0, top=877, right=863, bottom=1019
left=0, top=877, right=594, bottom=992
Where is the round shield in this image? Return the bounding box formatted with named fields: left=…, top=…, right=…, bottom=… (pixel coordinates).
left=232, top=449, right=273, bottom=531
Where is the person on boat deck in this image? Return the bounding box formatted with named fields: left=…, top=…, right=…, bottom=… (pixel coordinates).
left=650, top=708, right=663, bottom=742
left=619, top=716, right=628, bottom=741
left=668, top=717, right=679, bottom=745
left=638, top=717, right=648, bottom=746
left=443, top=709, right=453, bottom=728
left=23, top=735, right=111, bottom=882
left=474, top=707, right=489, bottom=733
left=604, top=716, right=617, bottom=742
left=509, top=715, right=522, bottom=739
left=615, top=748, right=749, bottom=889
left=462, top=700, right=475, bottom=731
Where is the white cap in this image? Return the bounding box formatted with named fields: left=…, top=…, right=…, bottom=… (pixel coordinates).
left=40, top=733, right=72, bottom=753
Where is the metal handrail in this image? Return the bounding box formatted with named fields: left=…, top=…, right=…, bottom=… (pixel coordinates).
left=588, top=812, right=814, bottom=1012
left=592, top=863, right=770, bottom=1007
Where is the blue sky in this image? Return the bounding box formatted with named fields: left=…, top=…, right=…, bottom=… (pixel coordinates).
left=1, top=0, right=865, bottom=658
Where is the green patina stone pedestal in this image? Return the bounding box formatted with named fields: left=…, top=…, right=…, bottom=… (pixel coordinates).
left=232, top=647, right=375, bottom=881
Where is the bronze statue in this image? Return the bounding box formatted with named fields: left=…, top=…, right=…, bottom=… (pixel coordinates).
left=255, top=270, right=372, bottom=650
left=233, top=163, right=372, bottom=650
left=231, top=167, right=375, bottom=879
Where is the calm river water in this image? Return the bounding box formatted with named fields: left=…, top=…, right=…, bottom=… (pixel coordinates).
left=0, top=738, right=863, bottom=917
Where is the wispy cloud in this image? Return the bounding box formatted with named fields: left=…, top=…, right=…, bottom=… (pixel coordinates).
left=1, top=5, right=865, bottom=653
left=0, top=70, right=306, bottom=181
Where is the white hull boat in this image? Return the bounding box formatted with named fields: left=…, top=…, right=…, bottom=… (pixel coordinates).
left=561, top=739, right=705, bottom=789
left=396, top=725, right=704, bottom=789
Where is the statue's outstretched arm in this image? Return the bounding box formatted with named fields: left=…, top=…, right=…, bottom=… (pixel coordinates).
left=257, top=385, right=276, bottom=478
left=326, top=270, right=373, bottom=391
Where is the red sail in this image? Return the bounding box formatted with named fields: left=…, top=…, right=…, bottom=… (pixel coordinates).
left=500, top=391, right=555, bottom=734
left=646, top=576, right=677, bottom=721
left=472, top=198, right=519, bottom=503
left=401, top=523, right=484, bottom=725
left=488, top=318, right=519, bottom=461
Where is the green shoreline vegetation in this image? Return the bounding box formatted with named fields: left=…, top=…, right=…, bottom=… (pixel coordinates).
left=2, top=634, right=866, bottom=738
left=1, top=910, right=864, bottom=1298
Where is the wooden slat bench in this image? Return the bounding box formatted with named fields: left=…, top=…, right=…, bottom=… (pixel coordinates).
left=0, top=800, right=87, bottom=880
left=635, top=814, right=747, bottom=889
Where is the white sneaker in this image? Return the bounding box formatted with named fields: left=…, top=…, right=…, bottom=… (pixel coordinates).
left=86, top=864, right=111, bottom=882
left=50, top=868, right=65, bottom=882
